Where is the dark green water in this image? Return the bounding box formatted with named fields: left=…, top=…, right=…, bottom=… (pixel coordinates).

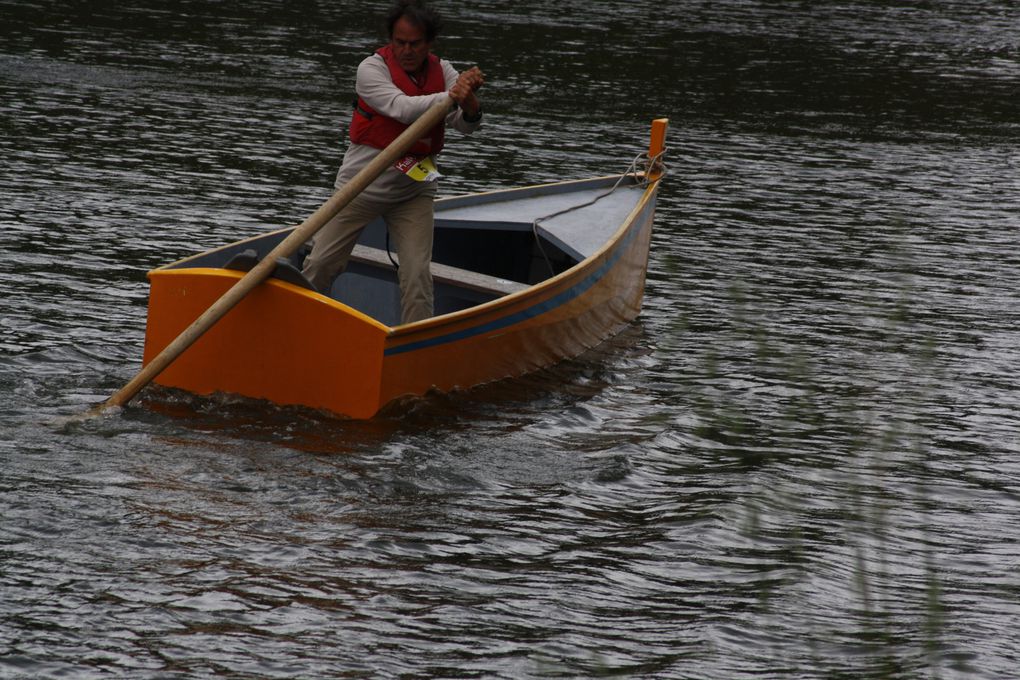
left=2, top=1, right=1019, bottom=677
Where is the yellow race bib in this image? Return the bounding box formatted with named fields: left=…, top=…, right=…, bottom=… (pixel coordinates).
left=393, top=154, right=442, bottom=182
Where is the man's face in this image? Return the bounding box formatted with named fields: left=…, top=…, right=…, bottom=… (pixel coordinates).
left=390, top=16, right=432, bottom=75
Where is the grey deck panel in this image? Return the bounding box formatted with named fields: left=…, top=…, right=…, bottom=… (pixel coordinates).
left=350, top=244, right=528, bottom=297
left=435, top=182, right=645, bottom=261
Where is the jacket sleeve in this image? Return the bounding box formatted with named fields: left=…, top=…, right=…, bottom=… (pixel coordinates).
left=355, top=55, right=481, bottom=134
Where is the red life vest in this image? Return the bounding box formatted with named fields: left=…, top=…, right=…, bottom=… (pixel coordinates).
left=349, top=45, right=446, bottom=156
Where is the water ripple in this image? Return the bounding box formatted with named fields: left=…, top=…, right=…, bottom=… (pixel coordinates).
left=4, top=0, right=1020, bottom=677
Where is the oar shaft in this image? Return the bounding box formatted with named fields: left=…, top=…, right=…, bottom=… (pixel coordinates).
left=95, top=95, right=454, bottom=414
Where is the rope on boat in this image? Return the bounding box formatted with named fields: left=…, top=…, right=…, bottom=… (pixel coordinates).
left=531, top=147, right=669, bottom=276
left=644, top=146, right=668, bottom=184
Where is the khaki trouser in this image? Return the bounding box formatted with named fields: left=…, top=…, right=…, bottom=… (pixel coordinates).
left=302, top=193, right=435, bottom=324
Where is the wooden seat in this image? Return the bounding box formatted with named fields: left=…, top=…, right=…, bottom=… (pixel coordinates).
left=349, top=244, right=528, bottom=298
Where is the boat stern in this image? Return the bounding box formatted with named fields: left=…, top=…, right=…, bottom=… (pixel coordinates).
left=142, top=268, right=390, bottom=419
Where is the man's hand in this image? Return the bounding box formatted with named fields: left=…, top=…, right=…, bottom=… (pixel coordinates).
left=450, top=66, right=484, bottom=117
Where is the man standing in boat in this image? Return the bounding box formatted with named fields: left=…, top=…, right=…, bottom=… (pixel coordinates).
left=301, top=0, right=484, bottom=324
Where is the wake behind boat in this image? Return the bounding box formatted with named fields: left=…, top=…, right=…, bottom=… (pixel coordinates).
left=140, top=119, right=668, bottom=418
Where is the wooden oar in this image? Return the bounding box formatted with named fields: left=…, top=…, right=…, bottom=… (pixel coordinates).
left=89, top=95, right=454, bottom=416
